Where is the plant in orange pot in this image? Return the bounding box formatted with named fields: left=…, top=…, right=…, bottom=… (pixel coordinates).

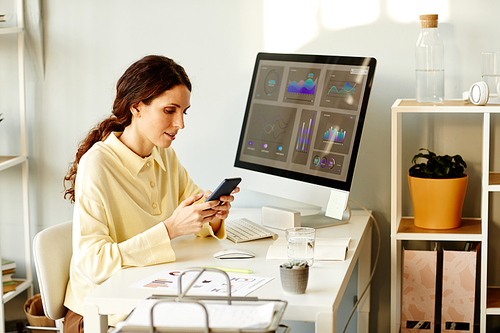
left=408, top=148, right=468, bottom=229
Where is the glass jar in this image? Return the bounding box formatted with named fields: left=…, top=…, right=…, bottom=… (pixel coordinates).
left=415, top=14, right=444, bottom=103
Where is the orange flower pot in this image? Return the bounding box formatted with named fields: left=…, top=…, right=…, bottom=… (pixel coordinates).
left=408, top=174, right=468, bottom=229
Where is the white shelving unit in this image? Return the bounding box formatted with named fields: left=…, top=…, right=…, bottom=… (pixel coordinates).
left=0, top=0, right=33, bottom=332
left=390, top=99, right=500, bottom=333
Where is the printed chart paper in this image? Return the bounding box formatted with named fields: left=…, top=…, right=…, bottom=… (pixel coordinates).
left=129, top=269, right=273, bottom=297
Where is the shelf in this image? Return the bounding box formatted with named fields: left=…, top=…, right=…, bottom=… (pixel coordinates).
left=391, top=100, right=498, bottom=333
left=487, top=287, right=500, bottom=315
left=0, top=2, right=32, bottom=331
left=489, top=173, right=500, bottom=191
left=2, top=279, right=31, bottom=303
left=393, top=99, right=500, bottom=113
left=0, top=155, right=27, bottom=172
left=0, top=27, right=22, bottom=35
left=396, top=217, right=482, bottom=241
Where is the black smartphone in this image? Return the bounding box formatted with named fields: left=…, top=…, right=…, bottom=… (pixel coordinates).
left=206, top=177, right=241, bottom=203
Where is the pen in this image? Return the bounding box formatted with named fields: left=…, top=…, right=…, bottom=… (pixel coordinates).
left=201, top=265, right=253, bottom=274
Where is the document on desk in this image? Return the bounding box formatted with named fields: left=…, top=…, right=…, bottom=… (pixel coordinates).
left=266, top=237, right=351, bottom=261
left=129, top=269, right=273, bottom=297
left=114, top=299, right=275, bottom=330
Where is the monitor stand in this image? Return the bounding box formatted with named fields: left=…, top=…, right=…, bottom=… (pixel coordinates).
left=260, top=190, right=351, bottom=229
left=300, top=204, right=351, bottom=229
left=261, top=204, right=350, bottom=230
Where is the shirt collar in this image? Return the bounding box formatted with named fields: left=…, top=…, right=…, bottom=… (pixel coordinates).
left=105, top=132, right=166, bottom=176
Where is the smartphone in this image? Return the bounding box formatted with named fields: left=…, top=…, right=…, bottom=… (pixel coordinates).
left=206, top=177, right=241, bottom=203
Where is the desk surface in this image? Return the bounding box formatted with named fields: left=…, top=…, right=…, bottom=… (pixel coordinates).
left=84, top=208, right=372, bottom=328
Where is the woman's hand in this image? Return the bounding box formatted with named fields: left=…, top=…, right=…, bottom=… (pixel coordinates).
left=204, top=187, right=240, bottom=231
left=163, top=193, right=220, bottom=239
left=163, top=187, right=239, bottom=239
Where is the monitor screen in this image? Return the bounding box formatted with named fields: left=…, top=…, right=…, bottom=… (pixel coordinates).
left=234, top=52, right=376, bottom=195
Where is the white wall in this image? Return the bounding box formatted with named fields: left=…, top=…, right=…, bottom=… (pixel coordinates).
left=3, top=0, right=500, bottom=331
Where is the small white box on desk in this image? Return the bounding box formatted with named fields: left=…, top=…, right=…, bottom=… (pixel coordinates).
left=261, top=206, right=300, bottom=230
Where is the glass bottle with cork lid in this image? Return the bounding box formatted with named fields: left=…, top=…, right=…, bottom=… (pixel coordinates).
left=415, top=14, right=444, bottom=103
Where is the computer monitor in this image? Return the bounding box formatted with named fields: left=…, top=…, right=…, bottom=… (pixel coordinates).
left=234, top=52, right=376, bottom=226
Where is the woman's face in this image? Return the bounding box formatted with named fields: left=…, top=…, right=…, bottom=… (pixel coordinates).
left=134, top=85, right=191, bottom=152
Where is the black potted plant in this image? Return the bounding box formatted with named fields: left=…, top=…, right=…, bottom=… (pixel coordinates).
left=409, top=148, right=467, bottom=179
left=408, top=148, right=468, bottom=229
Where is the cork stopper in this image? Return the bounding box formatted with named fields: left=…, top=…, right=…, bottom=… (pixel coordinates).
left=419, top=14, right=438, bottom=28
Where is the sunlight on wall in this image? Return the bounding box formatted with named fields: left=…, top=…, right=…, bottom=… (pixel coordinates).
left=388, top=0, right=449, bottom=22
left=320, top=0, right=379, bottom=30
left=264, top=0, right=380, bottom=52
left=264, top=0, right=320, bottom=52
left=263, top=0, right=449, bottom=53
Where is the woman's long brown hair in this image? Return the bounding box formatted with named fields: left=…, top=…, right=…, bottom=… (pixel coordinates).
left=63, top=55, right=192, bottom=203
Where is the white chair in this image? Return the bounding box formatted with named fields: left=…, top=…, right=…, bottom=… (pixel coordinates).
left=31, top=221, right=73, bottom=332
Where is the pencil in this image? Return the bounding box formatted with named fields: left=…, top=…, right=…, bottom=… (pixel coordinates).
left=201, top=265, right=253, bottom=274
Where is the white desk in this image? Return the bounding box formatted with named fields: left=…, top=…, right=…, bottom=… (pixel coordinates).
left=83, top=208, right=372, bottom=333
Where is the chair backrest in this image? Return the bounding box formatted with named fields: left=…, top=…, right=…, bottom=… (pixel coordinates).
left=33, top=221, right=73, bottom=320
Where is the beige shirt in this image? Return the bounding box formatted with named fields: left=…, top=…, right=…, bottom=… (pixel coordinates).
left=64, top=132, right=225, bottom=321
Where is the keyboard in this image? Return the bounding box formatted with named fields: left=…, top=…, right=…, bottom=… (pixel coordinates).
left=225, top=218, right=278, bottom=243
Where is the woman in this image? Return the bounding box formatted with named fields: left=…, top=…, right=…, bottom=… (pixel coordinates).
left=62, top=55, right=237, bottom=332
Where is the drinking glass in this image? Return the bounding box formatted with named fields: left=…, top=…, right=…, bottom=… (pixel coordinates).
left=285, top=227, right=316, bottom=266
left=481, top=52, right=500, bottom=99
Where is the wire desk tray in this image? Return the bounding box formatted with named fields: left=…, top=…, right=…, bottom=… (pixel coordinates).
left=109, top=267, right=289, bottom=333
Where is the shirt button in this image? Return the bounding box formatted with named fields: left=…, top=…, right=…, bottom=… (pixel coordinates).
left=150, top=181, right=156, bottom=188
left=146, top=162, right=151, bottom=167
left=152, top=203, right=158, bottom=209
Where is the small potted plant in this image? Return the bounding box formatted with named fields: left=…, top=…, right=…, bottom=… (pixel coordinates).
left=279, top=260, right=309, bottom=294
left=408, top=148, right=468, bottom=229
